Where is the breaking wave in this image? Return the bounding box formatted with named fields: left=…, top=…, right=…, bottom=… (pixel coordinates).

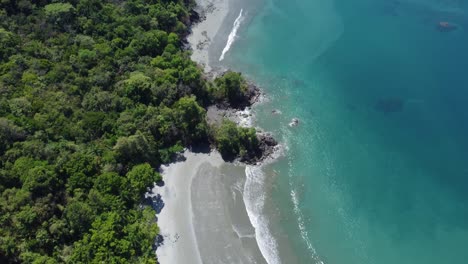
left=219, top=9, right=244, bottom=61
left=244, top=165, right=281, bottom=264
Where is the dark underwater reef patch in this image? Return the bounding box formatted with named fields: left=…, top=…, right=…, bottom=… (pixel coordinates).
left=437, top=21, right=458, bottom=32
left=374, top=98, right=405, bottom=113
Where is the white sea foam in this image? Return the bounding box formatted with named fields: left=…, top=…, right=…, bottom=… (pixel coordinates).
left=236, top=100, right=284, bottom=264
left=235, top=107, right=253, bottom=128
left=282, top=128, right=325, bottom=264
left=290, top=189, right=324, bottom=264
left=241, top=126, right=285, bottom=264
left=219, top=9, right=244, bottom=61
left=244, top=166, right=281, bottom=264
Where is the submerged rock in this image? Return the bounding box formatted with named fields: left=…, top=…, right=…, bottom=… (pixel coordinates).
left=437, top=21, right=457, bottom=32
left=289, top=118, right=300, bottom=127
left=374, top=98, right=404, bottom=113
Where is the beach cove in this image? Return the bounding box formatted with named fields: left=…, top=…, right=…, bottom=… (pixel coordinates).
left=153, top=0, right=468, bottom=263
left=151, top=151, right=268, bottom=264
left=151, top=1, right=283, bottom=263
left=225, top=0, right=468, bottom=263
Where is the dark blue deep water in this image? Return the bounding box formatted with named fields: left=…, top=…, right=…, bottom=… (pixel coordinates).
left=224, top=0, right=468, bottom=263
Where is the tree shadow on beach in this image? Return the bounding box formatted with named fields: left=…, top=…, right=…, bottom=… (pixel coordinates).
left=189, top=141, right=211, bottom=154
left=143, top=193, right=165, bottom=214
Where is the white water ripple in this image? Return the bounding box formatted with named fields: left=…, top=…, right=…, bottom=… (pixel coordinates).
left=282, top=127, right=325, bottom=264
left=219, top=9, right=244, bottom=61
left=244, top=165, right=281, bottom=264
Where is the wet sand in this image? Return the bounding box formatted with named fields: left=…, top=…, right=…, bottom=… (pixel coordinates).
left=188, top=0, right=230, bottom=72
left=152, top=151, right=267, bottom=264
left=152, top=0, right=275, bottom=262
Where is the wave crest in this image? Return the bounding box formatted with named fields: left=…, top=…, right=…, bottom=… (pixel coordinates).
left=219, top=9, right=244, bottom=61
left=244, top=165, right=280, bottom=264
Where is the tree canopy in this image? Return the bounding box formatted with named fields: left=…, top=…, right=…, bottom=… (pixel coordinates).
left=214, top=119, right=259, bottom=160
left=0, top=0, right=261, bottom=262
left=213, top=71, right=249, bottom=107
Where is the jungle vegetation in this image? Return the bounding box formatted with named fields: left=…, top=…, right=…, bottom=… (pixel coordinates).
left=0, top=0, right=257, bottom=262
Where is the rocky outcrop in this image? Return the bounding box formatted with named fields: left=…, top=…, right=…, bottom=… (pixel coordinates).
left=240, top=132, right=278, bottom=165
left=246, top=82, right=263, bottom=106
left=204, top=70, right=278, bottom=165
left=257, top=132, right=278, bottom=160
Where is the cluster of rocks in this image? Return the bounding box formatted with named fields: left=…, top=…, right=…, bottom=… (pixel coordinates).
left=214, top=78, right=264, bottom=110
left=256, top=132, right=279, bottom=161
left=204, top=73, right=279, bottom=164
left=239, top=132, right=278, bottom=165
left=196, top=31, right=211, bottom=50
left=245, top=82, right=263, bottom=106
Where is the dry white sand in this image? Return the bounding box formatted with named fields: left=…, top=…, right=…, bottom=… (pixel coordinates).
left=152, top=151, right=222, bottom=264
left=151, top=150, right=267, bottom=264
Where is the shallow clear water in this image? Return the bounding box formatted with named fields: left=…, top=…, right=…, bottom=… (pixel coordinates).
left=221, top=0, right=468, bottom=263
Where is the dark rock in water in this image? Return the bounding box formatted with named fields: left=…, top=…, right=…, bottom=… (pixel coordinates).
left=374, top=98, right=404, bottom=113
left=257, top=133, right=278, bottom=160
left=437, top=21, right=457, bottom=32
left=240, top=132, right=278, bottom=165
left=292, top=79, right=306, bottom=87
left=259, top=133, right=277, bottom=147
left=246, top=82, right=262, bottom=105
left=289, top=118, right=300, bottom=127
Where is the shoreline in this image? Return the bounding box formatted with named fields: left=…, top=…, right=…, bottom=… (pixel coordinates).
left=152, top=0, right=284, bottom=263
left=187, top=0, right=231, bottom=73
left=150, top=150, right=268, bottom=264
left=150, top=151, right=212, bottom=264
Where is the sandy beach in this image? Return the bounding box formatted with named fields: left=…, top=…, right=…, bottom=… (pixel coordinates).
left=187, top=0, right=230, bottom=72
left=150, top=1, right=278, bottom=263
left=151, top=151, right=267, bottom=264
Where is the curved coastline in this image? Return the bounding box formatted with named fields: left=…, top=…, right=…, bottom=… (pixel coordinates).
left=153, top=1, right=282, bottom=263
left=152, top=150, right=270, bottom=264
left=191, top=0, right=285, bottom=262
left=187, top=0, right=230, bottom=73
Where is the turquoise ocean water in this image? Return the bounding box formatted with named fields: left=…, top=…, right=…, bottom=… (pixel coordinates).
left=219, top=0, right=468, bottom=263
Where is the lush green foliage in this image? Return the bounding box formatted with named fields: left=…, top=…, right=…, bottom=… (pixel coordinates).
left=0, top=0, right=233, bottom=262
left=213, top=71, right=249, bottom=106
left=0, top=0, right=261, bottom=262
left=214, top=119, right=259, bottom=160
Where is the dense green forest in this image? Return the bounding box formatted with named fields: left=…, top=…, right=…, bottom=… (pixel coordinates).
left=0, top=0, right=259, bottom=263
